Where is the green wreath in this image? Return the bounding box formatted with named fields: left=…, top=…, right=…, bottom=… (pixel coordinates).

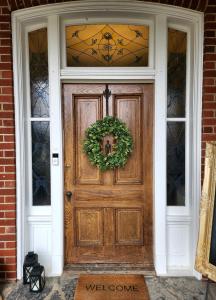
left=83, top=116, right=133, bottom=171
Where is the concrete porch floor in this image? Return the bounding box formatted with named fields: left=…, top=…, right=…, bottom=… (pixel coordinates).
left=0, top=272, right=215, bottom=300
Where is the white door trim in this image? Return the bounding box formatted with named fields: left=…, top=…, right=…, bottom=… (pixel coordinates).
left=12, top=1, right=203, bottom=278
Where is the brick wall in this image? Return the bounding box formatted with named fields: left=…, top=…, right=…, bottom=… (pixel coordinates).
left=0, top=0, right=215, bottom=281
left=0, top=0, right=16, bottom=281
left=202, top=1, right=216, bottom=175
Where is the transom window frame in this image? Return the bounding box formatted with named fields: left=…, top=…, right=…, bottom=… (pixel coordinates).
left=12, top=1, right=203, bottom=279
left=61, top=18, right=155, bottom=70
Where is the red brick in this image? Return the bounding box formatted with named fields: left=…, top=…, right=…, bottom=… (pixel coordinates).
left=0, top=234, right=16, bottom=241
left=205, top=37, right=216, bottom=45
left=0, top=23, right=10, bottom=30
left=0, top=249, right=16, bottom=256
left=206, top=7, right=216, bottom=13
left=203, top=94, right=215, bottom=101
left=203, top=110, right=214, bottom=118
left=6, top=272, right=17, bottom=280
left=3, top=120, right=14, bottom=126
left=204, top=54, right=216, bottom=61
left=0, top=128, right=15, bottom=135
left=205, top=14, right=216, bottom=22
left=0, top=228, right=5, bottom=234
left=5, top=241, right=16, bottom=248
left=0, top=265, right=16, bottom=272
left=0, top=203, right=15, bottom=210
left=1, top=55, right=12, bottom=62
left=0, top=188, right=15, bottom=195
left=4, top=136, right=15, bottom=142
left=204, top=87, right=216, bottom=93
left=1, top=87, right=13, bottom=94
left=0, top=79, right=12, bottom=86
left=2, top=70, right=13, bottom=78
left=203, top=78, right=215, bottom=86
left=0, top=0, right=8, bottom=6
left=0, top=270, right=6, bottom=280
left=5, top=227, right=16, bottom=234
left=0, top=257, right=5, bottom=264
left=4, top=181, right=15, bottom=188
left=0, top=39, right=12, bottom=46
left=0, top=47, right=11, bottom=55
left=203, top=102, right=216, bottom=110
left=5, top=257, right=16, bottom=264
left=4, top=151, right=15, bottom=158
left=0, top=95, right=13, bottom=103
left=5, top=210, right=16, bottom=218
left=0, top=219, right=16, bottom=226
left=203, top=119, right=216, bottom=125
left=4, top=166, right=15, bottom=172
left=2, top=103, right=14, bottom=110
left=204, top=30, right=215, bottom=37
left=205, top=22, right=216, bottom=30
left=0, top=112, right=14, bottom=119
left=0, top=143, right=15, bottom=150
left=0, top=63, right=12, bottom=70
left=204, top=61, right=215, bottom=69
left=204, top=70, right=216, bottom=77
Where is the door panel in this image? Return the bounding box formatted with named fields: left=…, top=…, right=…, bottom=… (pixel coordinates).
left=63, top=84, right=153, bottom=267
left=75, top=96, right=102, bottom=184
left=115, top=208, right=143, bottom=245
left=115, top=95, right=142, bottom=184
left=75, top=208, right=104, bottom=246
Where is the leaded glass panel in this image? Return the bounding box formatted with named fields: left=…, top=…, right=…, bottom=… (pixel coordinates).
left=66, top=24, right=149, bottom=67
left=32, top=122, right=50, bottom=206
left=167, top=122, right=185, bottom=206
left=167, top=28, right=187, bottom=118
left=29, top=28, right=49, bottom=117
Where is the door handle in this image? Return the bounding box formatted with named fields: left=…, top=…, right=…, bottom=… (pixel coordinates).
left=66, top=191, right=72, bottom=199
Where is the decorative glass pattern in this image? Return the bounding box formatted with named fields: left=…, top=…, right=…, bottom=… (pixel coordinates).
left=167, top=122, right=185, bottom=206
left=32, top=122, right=50, bottom=206
left=66, top=24, right=149, bottom=67
left=29, top=28, right=49, bottom=117
left=167, top=28, right=187, bottom=118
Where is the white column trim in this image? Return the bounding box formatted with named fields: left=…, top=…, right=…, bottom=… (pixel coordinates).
left=154, top=14, right=168, bottom=275
left=48, top=15, right=64, bottom=276
left=12, top=16, right=26, bottom=280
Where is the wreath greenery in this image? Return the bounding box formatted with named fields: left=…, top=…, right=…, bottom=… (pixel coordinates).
left=83, top=116, right=133, bottom=171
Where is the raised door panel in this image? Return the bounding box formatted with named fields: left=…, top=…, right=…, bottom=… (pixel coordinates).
left=114, top=96, right=143, bottom=184
left=115, top=208, right=143, bottom=245
left=75, top=208, right=104, bottom=246
left=75, top=96, right=102, bottom=184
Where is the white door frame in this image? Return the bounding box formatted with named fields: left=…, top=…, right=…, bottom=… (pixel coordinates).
left=12, top=1, right=203, bottom=278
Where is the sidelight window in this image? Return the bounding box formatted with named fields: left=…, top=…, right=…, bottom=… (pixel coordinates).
left=167, top=27, right=187, bottom=207
left=28, top=28, right=51, bottom=206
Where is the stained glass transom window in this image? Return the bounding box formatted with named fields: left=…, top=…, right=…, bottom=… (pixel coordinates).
left=66, top=24, right=149, bottom=67
left=29, top=28, right=49, bottom=117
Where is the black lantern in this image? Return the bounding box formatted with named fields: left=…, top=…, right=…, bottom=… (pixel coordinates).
left=29, top=263, right=45, bottom=293
left=23, top=251, right=38, bottom=284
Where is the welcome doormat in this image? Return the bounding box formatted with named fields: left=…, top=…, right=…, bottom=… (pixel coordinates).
left=74, top=274, right=150, bottom=300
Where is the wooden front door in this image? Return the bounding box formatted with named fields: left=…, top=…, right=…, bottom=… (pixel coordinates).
left=63, top=84, right=153, bottom=267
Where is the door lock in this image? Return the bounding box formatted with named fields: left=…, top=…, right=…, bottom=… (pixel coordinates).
left=66, top=191, right=72, bottom=198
